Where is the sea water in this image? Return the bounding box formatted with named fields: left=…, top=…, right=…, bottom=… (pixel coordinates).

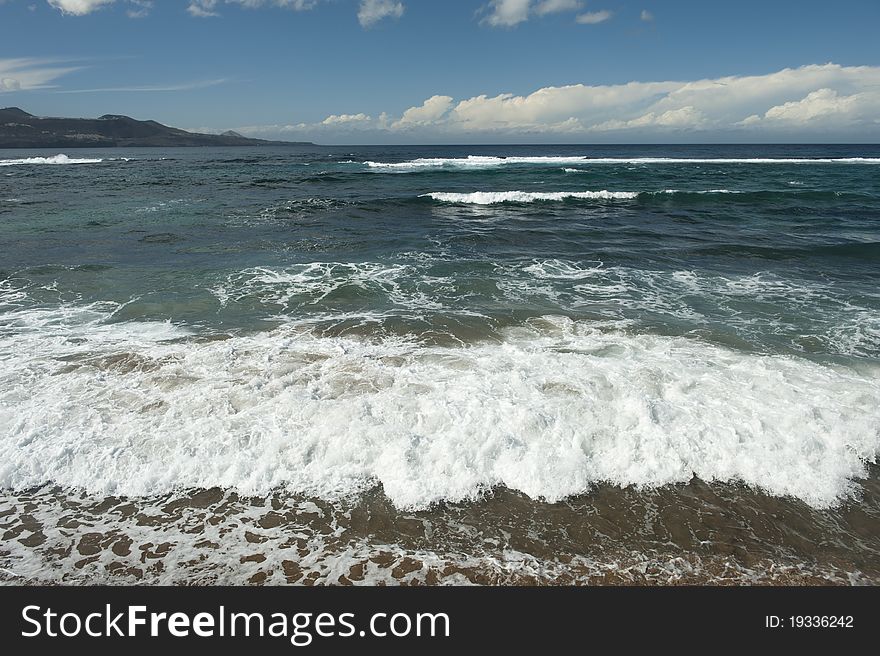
left=1, top=144, right=878, bottom=584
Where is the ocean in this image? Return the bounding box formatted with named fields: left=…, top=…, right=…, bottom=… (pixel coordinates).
left=1, top=144, right=878, bottom=585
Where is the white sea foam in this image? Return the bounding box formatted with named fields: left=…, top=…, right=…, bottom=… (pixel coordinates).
left=423, top=190, right=638, bottom=204
left=8, top=484, right=872, bottom=585
left=365, top=156, right=595, bottom=170
left=3, top=487, right=859, bottom=585
left=659, top=189, right=742, bottom=194
left=0, top=292, right=877, bottom=510
left=364, top=156, right=880, bottom=170
left=0, top=154, right=105, bottom=166
left=514, top=260, right=880, bottom=357
left=574, top=157, right=880, bottom=164
left=212, top=262, right=448, bottom=312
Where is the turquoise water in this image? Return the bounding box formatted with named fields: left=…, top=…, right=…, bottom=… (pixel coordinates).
left=1, top=144, right=878, bottom=584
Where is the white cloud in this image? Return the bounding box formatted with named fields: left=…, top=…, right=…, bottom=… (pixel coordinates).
left=482, top=0, right=531, bottom=27
left=575, top=9, right=612, bottom=24
left=534, top=0, right=581, bottom=15
left=765, top=88, right=862, bottom=122
left=738, top=88, right=880, bottom=129
left=126, top=0, right=151, bottom=17
left=0, top=57, right=84, bottom=92
left=187, top=0, right=217, bottom=17
left=215, top=64, right=880, bottom=143
left=322, top=113, right=372, bottom=125
left=57, top=78, right=228, bottom=93
left=187, top=0, right=318, bottom=18
left=357, top=0, right=404, bottom=28
left=594, top=106, right=706, bottom=131
left=446, top=79, right=680, bottom=130
left=46, top=0, right=115, bottom=14
left=483, top=0, right=585, bottom=26
left=640, top=9, right=653, bottom=22
left=441, top=64, right=880, bottom=137
left=45, top=0, right=152, bottom=16
left=392, top=95, right=453, bottom=127
left=186, top=0, right=395, bottom=27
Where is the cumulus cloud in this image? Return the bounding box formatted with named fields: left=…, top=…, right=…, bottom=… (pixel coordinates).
left=593, top=106, right=706, bottom=131
left=357, top=0, right=404, bottom=27
left=482, top=0, right=531, bottom=27
left=229, top=63, right=880, bottom=143
left=740, top=88, right=880, bottom=128
left=392, top=95, right=454, bottom=127
left=765, top=88, right=863, bottom=122
left=46, top=0, right=115, bottom=14
left=575, top=9, right=612, bottom=24
left=322, top=113, right=372, bottom=125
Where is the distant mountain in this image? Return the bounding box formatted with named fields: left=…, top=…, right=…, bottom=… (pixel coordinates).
left=0, top=108, right=312, bottom=148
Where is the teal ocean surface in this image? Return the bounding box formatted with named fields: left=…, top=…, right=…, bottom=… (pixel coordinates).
left=1, top=144, right=878, bottom=584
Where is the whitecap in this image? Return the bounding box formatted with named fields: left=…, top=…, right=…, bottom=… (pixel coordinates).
left=422, top=190, right=638, bottom=204
left=0, top=301, right=877, bottom=510
left=0, top=154, right=104, bottom=166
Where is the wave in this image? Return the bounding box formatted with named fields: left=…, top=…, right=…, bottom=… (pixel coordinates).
left=650, top=188, right=878, bottom=201
left=365, top=156, right=597, bottom=170
left=0, top=154, right=105, bottom=166
left=660, top=189, right=740, bottom=194
left=422, top=188, right=879, bottom=204
left=423, top=190, right=639, bottom=204
left=364, top=156, right=880, bottom=171
left=499, top=260, right=880, bottom=358
left=581, top=157, right=880, bottom=164
left=0, top=291, right=877, bottom=510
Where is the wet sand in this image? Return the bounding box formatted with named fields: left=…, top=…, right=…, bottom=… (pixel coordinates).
left=3, top=465, right=878, bottom=586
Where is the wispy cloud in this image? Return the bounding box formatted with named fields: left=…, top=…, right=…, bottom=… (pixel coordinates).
left=126, top=0, right=151, bottom=18
left=534, top=0, right=582, bottom=16
left=184, top=0, right=400, bottom=28
left=481, top=0, right=610, bottom=28
left=575, top=9, right=612, bottom=24
left=640, top=9, right=653, bottom=22
left=187, top=1, right=319, bottom=19
left=55, top=78, right=228, bottom=93
left=0, top=57, right=86, bottom=92
left=357, top=0, right=404, bottom=28
left=186, top=0, right=218, bottom=17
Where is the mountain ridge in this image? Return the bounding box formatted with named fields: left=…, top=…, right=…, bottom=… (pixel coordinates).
left=0, top=108, right=312, bottom=148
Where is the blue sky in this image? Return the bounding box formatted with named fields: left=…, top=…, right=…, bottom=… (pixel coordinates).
left=1, top=0, right=879, bottom=143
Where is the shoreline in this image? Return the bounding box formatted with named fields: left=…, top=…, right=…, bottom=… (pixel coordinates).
left=3, top=472, right=878, bottom=586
